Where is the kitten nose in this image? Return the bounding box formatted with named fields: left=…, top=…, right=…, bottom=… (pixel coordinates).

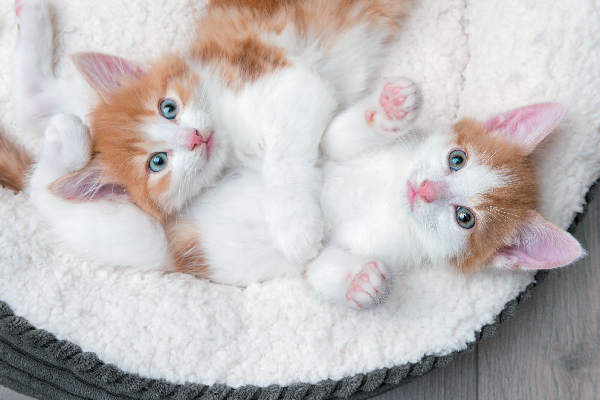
left=177, top=128, right=206, bottom=151
left=189, top=129, right=206, bottom=150
left=415, top=180, right=445, bottom=203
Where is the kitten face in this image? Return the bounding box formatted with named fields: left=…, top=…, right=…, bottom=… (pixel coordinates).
left=90, top=56, right=229, bottom=220
left=405, top=119, right=537, bottom=270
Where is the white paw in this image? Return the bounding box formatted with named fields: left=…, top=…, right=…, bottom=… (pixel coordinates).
left=345, top=260, right=391, bottom=310
left=15, top=0, right=51, bottom=40
left=266, top=195, right=324, bottom=264
left=41, top=114, right=91, bottom=174
left=366, top=77, right=422, bottom=133
left=13, top=0, right=57, bottom=131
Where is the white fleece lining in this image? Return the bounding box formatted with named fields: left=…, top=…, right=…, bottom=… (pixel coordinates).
left=0, top=0, right=599, bottom=389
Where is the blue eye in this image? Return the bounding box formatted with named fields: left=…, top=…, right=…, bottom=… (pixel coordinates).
left=159, top=99, right=178, bottom=120
left=456, top=206, right=476, bottom=229
left=449, top=150, right=467, bottom=171
left=148, top=152, right=168, bottom=172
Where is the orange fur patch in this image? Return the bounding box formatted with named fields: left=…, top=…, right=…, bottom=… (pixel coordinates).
left=164, top=214, right=210, bottom=277
left=450, top=118, right=538, bottom=272
left=0, top=129, right=33, bottom=193
left=195, top=0, right=408, bottom=88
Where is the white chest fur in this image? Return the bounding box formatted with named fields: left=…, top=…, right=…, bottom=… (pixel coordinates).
left=322, top=145, right=428, bottom=268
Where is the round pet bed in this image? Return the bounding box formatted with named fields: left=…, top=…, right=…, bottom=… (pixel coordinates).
left=1, top=0, right=599, bottom=399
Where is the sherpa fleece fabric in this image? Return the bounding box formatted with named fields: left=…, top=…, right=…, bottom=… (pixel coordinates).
left=0, top=0, right=599, bottom=390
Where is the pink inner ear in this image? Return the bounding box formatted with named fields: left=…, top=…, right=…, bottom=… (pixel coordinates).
left=50, top=168, right=128, bottom=202
left=493, top=213, right=584, bottom=270
left=73, top=53, right=145, bottom=97
left=484, top=103, right=566, bottom=154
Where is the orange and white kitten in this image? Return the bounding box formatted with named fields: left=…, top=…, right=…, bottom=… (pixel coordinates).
left=12, top=0, right=409, bottom=266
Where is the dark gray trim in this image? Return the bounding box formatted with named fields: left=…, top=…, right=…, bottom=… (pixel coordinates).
left=0, top=182, right=596, bottom=400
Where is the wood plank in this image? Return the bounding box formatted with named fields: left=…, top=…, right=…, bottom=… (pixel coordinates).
left=370, top=350, right=478, bottom=400
left=478, top=193, right=600, bottom=400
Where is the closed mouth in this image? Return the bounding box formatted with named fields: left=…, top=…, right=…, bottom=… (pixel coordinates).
left=407, top=181, right=416, bottom=210
left=205, top=131, right=214, bottom=160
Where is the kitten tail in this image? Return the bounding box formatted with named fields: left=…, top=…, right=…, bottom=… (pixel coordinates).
left=0, top=128, right=33, bottom=193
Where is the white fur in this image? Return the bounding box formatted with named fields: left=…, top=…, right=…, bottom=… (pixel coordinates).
left=183, top=170, right=301, bottom=286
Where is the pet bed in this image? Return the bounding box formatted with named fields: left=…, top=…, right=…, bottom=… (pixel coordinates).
left=0, top=0, right=599, bottom=399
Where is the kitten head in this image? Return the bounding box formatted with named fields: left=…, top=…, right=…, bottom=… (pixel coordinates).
left=51, top=53, right=228, bottom=220
left=406, top=103, right=584, bottom=271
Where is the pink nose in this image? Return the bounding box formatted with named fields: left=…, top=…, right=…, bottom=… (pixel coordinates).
left=176, top=128, right=207, bottom=151
left=189, top=129, right=206, bottom=151
left=415, top=180, right=442, bottom=203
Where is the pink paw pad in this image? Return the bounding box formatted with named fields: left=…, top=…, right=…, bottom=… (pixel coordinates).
left=380, top=82, right=411, bottom=121
left=345, top=261, right=391, bottom=310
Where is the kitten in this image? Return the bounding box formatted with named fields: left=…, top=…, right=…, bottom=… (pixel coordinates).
left=11, top=0, right=409, bottom=266
left=165, top=80, right=584, bottom=309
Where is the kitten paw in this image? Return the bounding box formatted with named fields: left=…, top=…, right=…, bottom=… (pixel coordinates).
left=366, top=77, right=422, bottom=133
left=346, top=261, right=391, bottom=310
left=15, top=0, right=50, bottom=37
left=267, top=196, right=324, bottom=264
left=41, top=114, right=92, bottom=174
left=13, top=0, right=57, bottom=131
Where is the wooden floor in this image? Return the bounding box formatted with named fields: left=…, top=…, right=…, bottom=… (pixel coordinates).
left=2, top=194, right=599, bottom=400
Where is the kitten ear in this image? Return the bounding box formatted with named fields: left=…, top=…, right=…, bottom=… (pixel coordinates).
left=484, top=103, right=566, bottom=154
left=72, top=52, right=146, bottom=100
left=50, top=160, right=128, bottom=202
left=491, top=211, right=584, bottom=270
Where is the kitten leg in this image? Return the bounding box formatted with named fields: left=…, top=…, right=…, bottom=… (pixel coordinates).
left=252, top=70, right=337, bottom=264
left=323, top=77, right=422, bottom=161
left=305, top=245, right=392, bottom=310
left=13, top=0, right=90, bottom=132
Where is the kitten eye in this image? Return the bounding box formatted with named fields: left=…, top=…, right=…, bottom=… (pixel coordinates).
left=159, top=99, right=178, bottom=120
left=456, top=206, right=476, bottom=229
left=148, top=152, right=168, bottom=172
left=449, top=149, right=467, bottom=172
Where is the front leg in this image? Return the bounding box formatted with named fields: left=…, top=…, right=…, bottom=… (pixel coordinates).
left=322, top=76, right=422, bottom=161
left=263, top=145, right=325, bottom=263
left=255, top=69, right=338, bottom=263
left=13, top=0, right=91, bottom=132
